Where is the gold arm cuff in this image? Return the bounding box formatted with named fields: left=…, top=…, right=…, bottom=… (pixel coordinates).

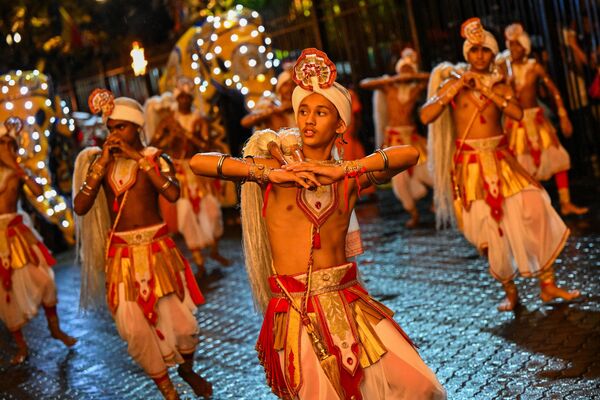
left=217, top=154, right=231, bottom=179
left=159, top=177, right=173, bottom=193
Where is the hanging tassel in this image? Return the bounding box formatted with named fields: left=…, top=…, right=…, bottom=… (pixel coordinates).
left=6, top=294, right=9, bottom=303
left=498, top=226, right=503, bottom=237
left=479, top=114, right=486, bottom=124
left=112, top=197, right=119, bottom=212
left=314, top=227, right=321, bottom=249
left=305, top=325, right=345, bottom=399
left=450, top=99, right=456, bottom=109
left=262, top=183, right=273, bottom=217
left=155, top=329, right=165, bottom=340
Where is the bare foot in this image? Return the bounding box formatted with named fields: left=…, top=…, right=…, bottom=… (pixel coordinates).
left=47, top=316, right=77, bottom=347
left=497, top=296, right=519, bottom=311
left=405, top=209, right=419, bottom=229
left=497, top=282, right=518, bottom=312
left=540, top=282, right=580, bottom=303
left=178, top=368, right=213, bottom=398
left=51, top=330, right=77, bottom=347
left=10, top=346, right=28, bottom=365
left=560, top=202, right=589, bottom=216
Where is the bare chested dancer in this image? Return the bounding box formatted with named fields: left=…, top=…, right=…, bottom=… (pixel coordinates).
left=73, top=92, right=211, bottom=399
left=191, top=48, right=445, bottom=400
left=361, top=48, right=432, bottom=227
left=421, top=18, right=580, bottom=311
left=498, top=23, right=587, bottom=216
left=0, top=117, right=76, bottom=365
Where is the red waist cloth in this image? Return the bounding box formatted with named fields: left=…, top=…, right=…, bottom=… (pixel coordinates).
left=107, top=224, right=204, bottom=309
left=257, top=263, right=414, bottom=400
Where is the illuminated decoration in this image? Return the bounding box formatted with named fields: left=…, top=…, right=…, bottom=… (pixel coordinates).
left=0, top=70, right=75, bottom=244
left=130, top=41, right=148, bottom=76
left=160, top=5, right=276, bottom=112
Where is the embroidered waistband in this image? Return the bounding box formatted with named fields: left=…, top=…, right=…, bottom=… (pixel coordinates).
left=270, top=262, right=358, bottom=297
left=0, top=213, right=21, bottom=229
left=111, top=223, right=168, bottom=245
left=456, top=135, right=507, bottom=152
left=386, top=125, right=416, bottom=135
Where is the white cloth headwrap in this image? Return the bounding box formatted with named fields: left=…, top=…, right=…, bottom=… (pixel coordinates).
left=463, top=30, right=499, bottom=60
left=504, top=23, right=531, bottom=56
left=395, top=48, right=418, bottom=73
left=291, top=78, right=352, bottom=127
left=275, top=70, right=292, bottom=94
left=108, top=97, right=145, bottom=127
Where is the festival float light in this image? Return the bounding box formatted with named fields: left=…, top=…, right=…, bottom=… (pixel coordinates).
left=0, top=71, right=76, bottom=244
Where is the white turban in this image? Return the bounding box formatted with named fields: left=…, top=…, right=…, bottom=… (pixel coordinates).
left=504, top=23, right=531, bottom=56
left=461, top=18, right=499, bottom=60
left=292, top=81, right=352, bottom=127
left=108, top=97, right=145, bottom=127
left=275, top=70, right=292, bottom=94
left=395, top=48, right=418, bottom=74
left=173, top=76, right=195, bottom=99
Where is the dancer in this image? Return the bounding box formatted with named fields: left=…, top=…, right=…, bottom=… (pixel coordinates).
left=191, top=48, right=445, bottom=400
left=241, top=69, right=296, bottom=131
left=150, top=77, right=230, bottom=278
left=360, top=48, right=432, bottom=227
left=0, top=117, right=76, bottom=365
left=498, top=23, right=587, bottom=215
left=420, top=18, right=580, bottom=311
left=73, top=91, right=211, bottom=399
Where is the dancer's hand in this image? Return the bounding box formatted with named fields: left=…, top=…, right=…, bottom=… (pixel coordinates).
left=105, top=136, right=142, bottom=161
left=268, top=168, right=319, bottom=189
left=286, top=162, right=344, bottom=183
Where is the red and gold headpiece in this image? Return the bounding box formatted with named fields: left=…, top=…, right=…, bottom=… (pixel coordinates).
left=460, top=17, right=499, bottom=59
left=88, top=89, right=144, bottom=127
left=292, top=48, right=337, bottom=91
left=88, top=88, right=115, bottom=119
left=291, top=48, right=351, bottom=126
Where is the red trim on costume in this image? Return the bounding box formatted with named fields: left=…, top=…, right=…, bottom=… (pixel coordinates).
left=262, top=183, right=273, bottom=217
left=258, top=263, right=416, bottom=399
left=183, top=258, right=205, bottom=305
left=555, top=170, right=569, bottom=189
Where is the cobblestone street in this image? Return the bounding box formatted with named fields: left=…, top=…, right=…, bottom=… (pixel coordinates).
left=0, top=184, right=599, bottom=400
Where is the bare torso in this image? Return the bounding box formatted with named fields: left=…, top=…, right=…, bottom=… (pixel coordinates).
left=101, top=157, right=164, bottom=231
left=510, top=60, right=542, bottom=108
left=384, top=84, right=424, bottom=126
left=450, top=79, right=506, bottom=140
left=261, top=176, right=357, bottom=275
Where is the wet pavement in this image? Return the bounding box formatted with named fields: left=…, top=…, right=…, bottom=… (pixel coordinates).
left=0, top=182, right=599, bottom=399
